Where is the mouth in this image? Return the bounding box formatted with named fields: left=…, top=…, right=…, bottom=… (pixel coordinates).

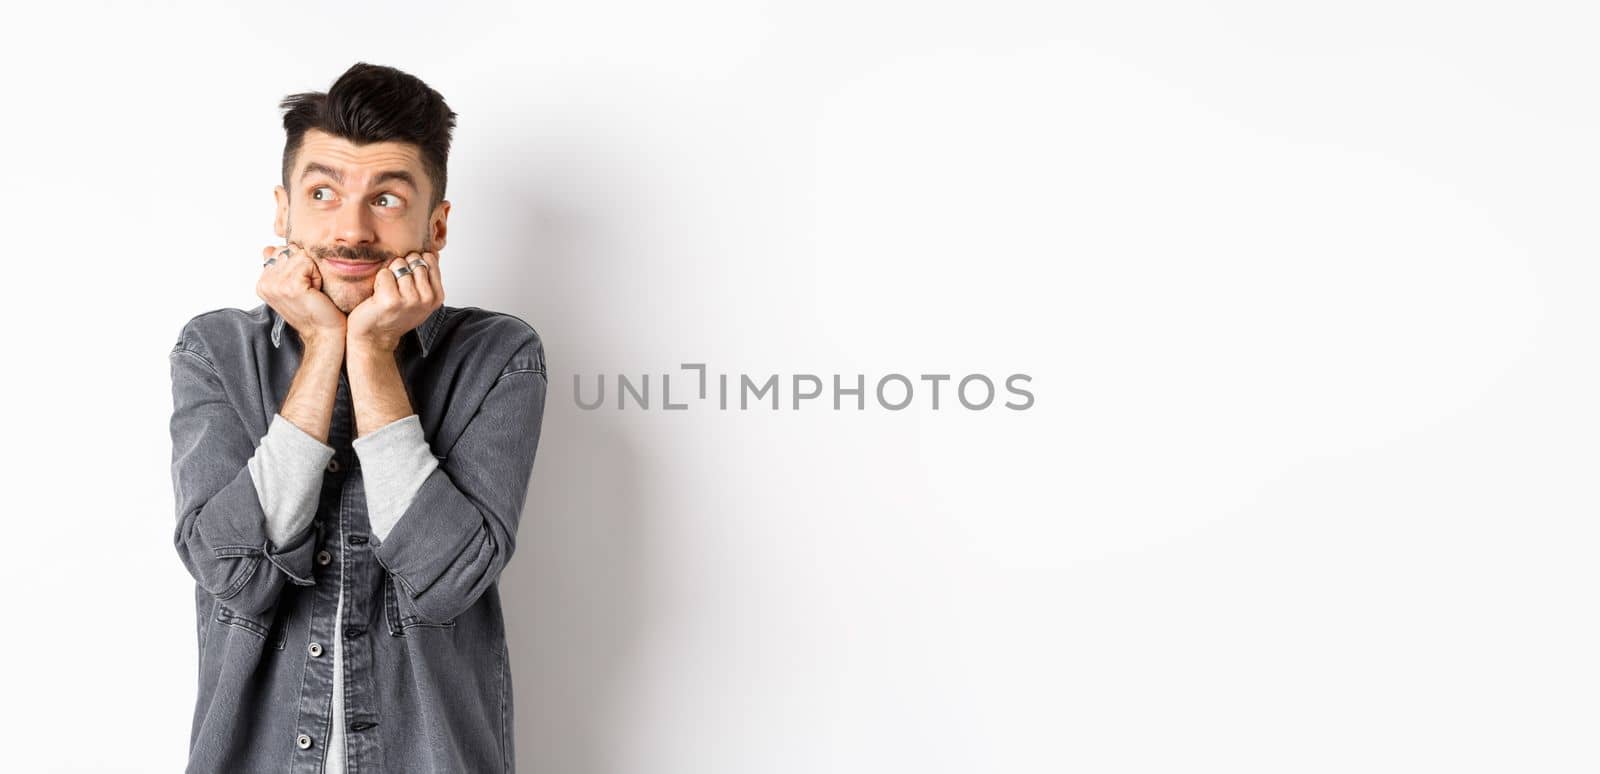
left=321, top=257, right=386, bottom=277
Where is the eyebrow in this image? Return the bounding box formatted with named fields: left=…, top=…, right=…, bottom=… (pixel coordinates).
left=300, top=161, right=418, bottom=192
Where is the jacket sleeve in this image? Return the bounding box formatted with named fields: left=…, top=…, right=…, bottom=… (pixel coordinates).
left=367, top=337, right=549, bottom=624
left=170, top=344, right=322, bottom=619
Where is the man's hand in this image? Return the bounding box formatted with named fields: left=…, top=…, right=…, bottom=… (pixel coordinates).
left=348, top=251, right=444, bottom=353
left=257, top=242, right=347, bottom=348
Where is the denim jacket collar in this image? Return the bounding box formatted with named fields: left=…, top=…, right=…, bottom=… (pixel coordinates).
left=269, top=304, right=448, bottom=357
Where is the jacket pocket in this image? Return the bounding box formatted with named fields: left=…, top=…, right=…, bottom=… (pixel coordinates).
left=383, top=570, right=457, bottom=635
left=214, top=600, right=288, bottom=650
left=208, top=543, right=302, bottom=650
left=209, top=545, right=263, bottom=602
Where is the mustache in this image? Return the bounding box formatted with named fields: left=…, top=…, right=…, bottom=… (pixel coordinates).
left=298, top=243, right=399, bottom=263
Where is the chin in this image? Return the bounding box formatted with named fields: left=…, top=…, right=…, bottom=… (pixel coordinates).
left=325, top=288, right=368, bottom=315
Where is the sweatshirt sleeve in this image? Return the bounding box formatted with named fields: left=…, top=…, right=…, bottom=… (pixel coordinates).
left=247, top=413, right=337, bottom=549
left=351, top=414, right=439, bottom=543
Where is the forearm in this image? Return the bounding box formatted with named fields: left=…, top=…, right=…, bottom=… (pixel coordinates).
left=279, top=336, right=344, bottom=443
left=346, top=342, right=414, bottom=438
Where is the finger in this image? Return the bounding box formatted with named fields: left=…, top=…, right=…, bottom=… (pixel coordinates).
left=420, top=250, right=443, bottom=303
left=389, top=255, right=420, bottom=304
left=306, top=251, right=323, bottom=290
left=256, top=248, right=273, bottom=300
left=261, top=247, right=292, bottom=300
left=262, top=245, right=289, bottom=270
left=409, top=251, right=436, bottom=306
left=259, top=246, right=293, bottom=306
left=372, top=254, right=397, bottom=301
left=289, top=245, right=321, bottom=290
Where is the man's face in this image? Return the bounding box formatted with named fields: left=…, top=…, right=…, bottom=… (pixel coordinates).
left=273, top=128, right=450, bottom=313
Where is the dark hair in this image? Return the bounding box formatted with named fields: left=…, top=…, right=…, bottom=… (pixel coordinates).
left=278, top=62, right=457, bottom=210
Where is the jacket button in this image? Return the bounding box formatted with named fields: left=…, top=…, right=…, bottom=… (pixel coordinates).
left=308, top=642, right=323, bottom=657
left=316, top=550, right=332, bottom=565
left=327, top=458, right=341, bottom=472
left=296, top=733, right=313, bottom=749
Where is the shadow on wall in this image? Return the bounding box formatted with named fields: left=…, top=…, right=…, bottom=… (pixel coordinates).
left=480, top=163, right=653, bottom=774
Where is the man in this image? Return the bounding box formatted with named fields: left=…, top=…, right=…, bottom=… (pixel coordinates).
left=169, top=62, right=548, bottom=773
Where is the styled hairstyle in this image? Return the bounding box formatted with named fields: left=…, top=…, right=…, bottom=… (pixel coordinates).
left=278, top=62, right=457, bottom=210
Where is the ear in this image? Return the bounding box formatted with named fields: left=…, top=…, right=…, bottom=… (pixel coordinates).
left=273, top=185, right=289, bottom=239
left=427, top=199, right=450, bottom=253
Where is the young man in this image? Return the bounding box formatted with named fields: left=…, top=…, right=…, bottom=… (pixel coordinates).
left=168, top=62, right=547, bottom=773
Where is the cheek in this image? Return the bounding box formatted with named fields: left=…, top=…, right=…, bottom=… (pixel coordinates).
left=374, top=220, right=426, bottom=250
left=287, top=206, right=324, bottom=234
left=387, top=213, right=425, bottom=233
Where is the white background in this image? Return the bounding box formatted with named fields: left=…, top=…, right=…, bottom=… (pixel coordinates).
left=1, top=1, right=1595, bottom=771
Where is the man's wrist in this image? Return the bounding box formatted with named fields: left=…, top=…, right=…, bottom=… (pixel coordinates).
left=348, top=334, right=400, bottom=357
left=302, top=328, right=348, bottom=355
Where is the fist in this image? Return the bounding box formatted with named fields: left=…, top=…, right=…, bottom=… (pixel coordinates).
left=257, top=243, right=346, bottom=345
left=347, top=250, right=444, bottom=352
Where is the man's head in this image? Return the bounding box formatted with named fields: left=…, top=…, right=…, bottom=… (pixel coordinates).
left=273, top=62, right=456, bottom=313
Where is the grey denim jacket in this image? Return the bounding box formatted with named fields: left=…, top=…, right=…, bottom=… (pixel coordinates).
left=169, top=302, right=548, bottom=773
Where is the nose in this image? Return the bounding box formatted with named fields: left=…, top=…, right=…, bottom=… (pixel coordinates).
left=332, top=198, right=377, bottom=248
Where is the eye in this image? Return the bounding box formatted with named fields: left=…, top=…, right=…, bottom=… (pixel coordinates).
left=311, top=186, right=336, bottom=201
left=374, top=193, right=405, bottom=209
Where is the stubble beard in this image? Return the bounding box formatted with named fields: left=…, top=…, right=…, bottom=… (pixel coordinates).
left=327, top=281, right=369, bottom=315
